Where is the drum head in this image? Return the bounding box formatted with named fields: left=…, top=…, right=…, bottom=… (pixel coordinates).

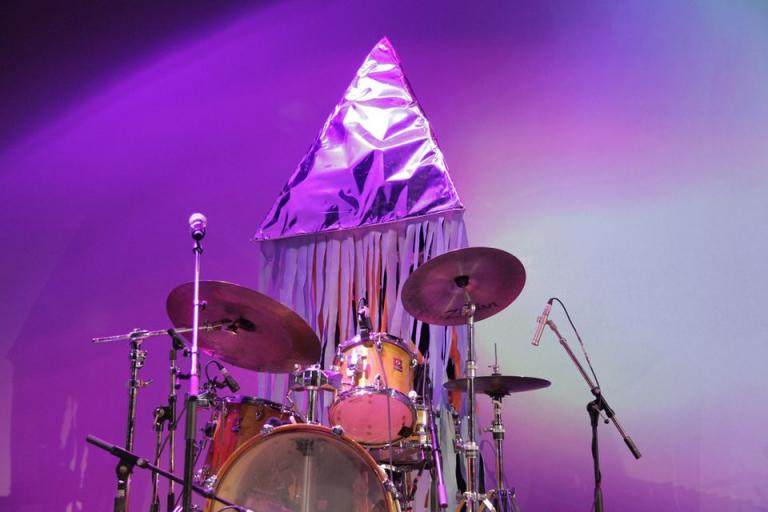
left=208, top=424, right=397, bottom=512
left=329, top=389, right=415, bottom=446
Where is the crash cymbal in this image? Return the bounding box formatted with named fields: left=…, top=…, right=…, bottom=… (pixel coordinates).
left=166, top=280, right=320, bottom=373
left=401, top=247, right=526, bottom=326
left=443, top=375, right=551, bottom=397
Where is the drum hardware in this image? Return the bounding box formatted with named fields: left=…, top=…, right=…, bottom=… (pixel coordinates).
left=536, top=313, right=641, bottom=512
left=402, top=246, right=527, bottom=512
left=92, top=321, right=233, bottom=510
left=85, top=435, right=252, bottom=512
left=151, top=405, right=172, bottom=512
left=445, top=363, right=552, bottom=512
left=290, top=364, right=341, bottom=424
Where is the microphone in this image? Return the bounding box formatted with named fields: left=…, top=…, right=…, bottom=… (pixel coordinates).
left=188, top=213, right=207, bottom=241
left=215, top=362, right=240, bottom=393
left=357, top=298, right=372, bottom=341
left=531, top=298, right=554, bottom=346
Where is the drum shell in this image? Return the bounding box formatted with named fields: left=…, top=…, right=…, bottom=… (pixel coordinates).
left=204, top=423, right=400, bottom=512
left=203, top=397, right=300, bottom=481
left=334, top=333, right=415, bottom=394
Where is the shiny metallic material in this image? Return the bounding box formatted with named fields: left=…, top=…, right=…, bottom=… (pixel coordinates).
left=255, top=37, right=463, bottom=241
left=166, top=281, right=320, bottom=373
left=401, top=247, right=526, bottom=326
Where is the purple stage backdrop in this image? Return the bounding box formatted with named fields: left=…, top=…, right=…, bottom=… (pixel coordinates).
left=1, top=1, right=767, bottom=511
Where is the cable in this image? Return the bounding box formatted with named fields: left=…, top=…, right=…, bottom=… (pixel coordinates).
left=551, top=297, right=602, bottom=390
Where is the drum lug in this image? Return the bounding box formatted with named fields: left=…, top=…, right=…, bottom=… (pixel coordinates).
left=203, top=474, right=217, bottom=493
left=331, top=424, right=345, bottom=436
left=260, top=423, right=275, bottom=436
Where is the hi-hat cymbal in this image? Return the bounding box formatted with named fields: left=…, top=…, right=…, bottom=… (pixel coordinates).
left=401, top=247, right=526, bottom=326
left=444, top=375, right=551, bottom=397
left=166, top=280, right=320, bottom=373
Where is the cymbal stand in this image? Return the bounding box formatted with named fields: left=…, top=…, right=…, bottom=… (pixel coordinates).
left=484, top=392, right=519, bottom=512
left=114, top=328, right=150, bottom=512
left=484, top=346, right=519, bottom=512
left=455, top=276, right=487, bottom=512
left=150, top=330, right=186, bottom=512
left=166, top=330, right=185, bottom=511
left=92, top=324, right=221, bottom=512
left=544, top=320, right=641, bottom=512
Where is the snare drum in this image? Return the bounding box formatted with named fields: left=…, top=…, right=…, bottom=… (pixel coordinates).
left=329, top=333, right=417, bottom=446
left=204, top=423, right=400, bottom=512
left=201, top=396, right=301, bottom=485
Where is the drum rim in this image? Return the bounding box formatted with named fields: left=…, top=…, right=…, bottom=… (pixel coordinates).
left=204, top=423, right=399, bottom=512
left=328, top=387, right=417, bottom=447
left=215, top=395, right=305, bottom=422
left=337, top=332, right=416, bottom=359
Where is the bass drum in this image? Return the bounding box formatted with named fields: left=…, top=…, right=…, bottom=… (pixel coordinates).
left=205, top=424, right=400, bottom=512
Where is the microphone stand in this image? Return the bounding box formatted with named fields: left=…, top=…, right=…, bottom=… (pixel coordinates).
left=182, top=231, right=205, bottom=511
left=86, top=435, right=250, bottom=511
left=544, top=320, right=641, bottom=512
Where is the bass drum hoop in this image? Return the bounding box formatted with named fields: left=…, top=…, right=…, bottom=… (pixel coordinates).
left=204, top=423, right=400, bottom=512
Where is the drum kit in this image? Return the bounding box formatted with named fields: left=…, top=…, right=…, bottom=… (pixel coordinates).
left=89, top=236, right=560, bottom=512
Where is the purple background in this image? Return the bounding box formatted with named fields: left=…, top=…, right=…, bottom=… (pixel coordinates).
left=1, top=1, right=767, bottom=510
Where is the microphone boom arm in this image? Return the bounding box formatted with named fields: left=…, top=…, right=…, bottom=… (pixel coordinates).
left=545, top=320, right=641, bottom=459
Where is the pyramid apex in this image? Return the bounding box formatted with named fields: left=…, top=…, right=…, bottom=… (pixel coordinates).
left=255, top=38, right=462, bottom=241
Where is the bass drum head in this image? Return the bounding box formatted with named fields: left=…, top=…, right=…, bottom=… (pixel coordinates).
left=206, top=424, right=398, bottom=512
